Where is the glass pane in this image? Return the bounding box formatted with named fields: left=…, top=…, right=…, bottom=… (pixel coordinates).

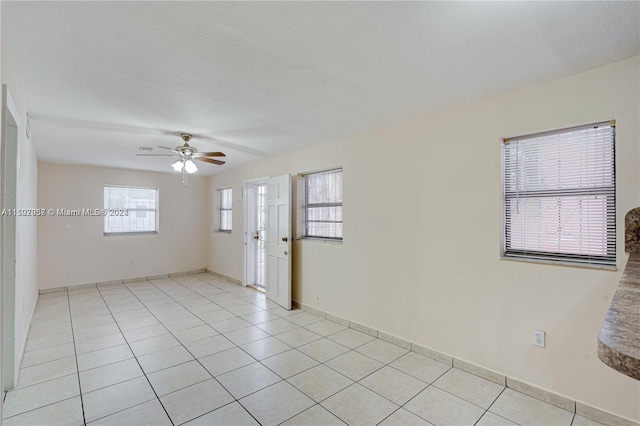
left=105, top=210, right=156, bottom=233
left=221, top=210, right=232, bottom=231
left=307, top=221, right=343, bottom=239
left=305, top=170, right=343, bottom=239
left=220, top=188, right=232, bottom=209
left=307, top=206, right=343, bottom=222
left=307, top=170, right=343, bottom=204
left=104, top=186, right=158, bottom=233
left=503, top=123, right=615, bottom=264
left=507, top=195, right=612, bottom=256
left=504, top=126, right=614, bottom=193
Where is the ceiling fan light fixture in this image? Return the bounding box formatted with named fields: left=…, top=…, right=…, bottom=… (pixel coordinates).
left=184, top=159, right=198, bottom=174
left=138, top=134, right=223, bottom=186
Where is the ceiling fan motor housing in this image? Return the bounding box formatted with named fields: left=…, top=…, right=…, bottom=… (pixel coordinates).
left=178, top=134, right=196, bottom=156
left=177, top=146, right=196, bottom=157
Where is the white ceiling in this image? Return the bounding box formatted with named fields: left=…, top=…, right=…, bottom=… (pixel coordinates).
left=2, top=1, right=639, bottom=175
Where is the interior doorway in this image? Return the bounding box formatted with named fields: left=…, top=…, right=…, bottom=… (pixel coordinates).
left=244, top=180, right=267, bottom=291
left=1, top=85, right=20, bottom=391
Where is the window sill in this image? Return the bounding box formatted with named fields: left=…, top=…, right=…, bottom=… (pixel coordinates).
left=104, top=231, right=158, bottom=236
left=215, top=230, right=232, bottom=234
left=300, top=237, right=343, bottom=245
left=499, top=256, right=617, bottom=271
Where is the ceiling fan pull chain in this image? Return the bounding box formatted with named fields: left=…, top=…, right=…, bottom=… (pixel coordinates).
left=183, top=164, right=187, bottom=186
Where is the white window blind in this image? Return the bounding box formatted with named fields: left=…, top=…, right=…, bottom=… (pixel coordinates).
left=305, top=169, right=343, bottom=240
left=219, top=188, right=232, bottom=231
left=502, top=121, right=615, bottom=266
left=104, top=186, right=158, bottom=234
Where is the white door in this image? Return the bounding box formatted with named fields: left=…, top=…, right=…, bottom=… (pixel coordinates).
left=265, top=174, right=291, bottom=309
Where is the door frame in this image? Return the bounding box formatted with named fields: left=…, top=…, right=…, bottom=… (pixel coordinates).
left=1, top=86, right=21, bottom=391
left=243, top=176, right=269, bottom=288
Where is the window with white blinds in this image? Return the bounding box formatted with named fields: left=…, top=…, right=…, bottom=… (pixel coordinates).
left=219, top=188, right=232, bottom=232
left=104, top=186, right=158, bottom=234
left=501, top=121, right=615, bottom=267
left=305, top=169, right=343, bottom=240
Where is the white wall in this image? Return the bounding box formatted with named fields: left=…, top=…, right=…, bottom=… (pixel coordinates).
left=38, top=162, right=208, bottom=288
left=208, top=56, right=640, bottom=421
left=1, top=37, right=40, bottom=389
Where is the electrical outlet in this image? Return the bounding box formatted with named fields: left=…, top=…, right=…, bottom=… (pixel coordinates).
left=533, top=329, right=545, bottom=348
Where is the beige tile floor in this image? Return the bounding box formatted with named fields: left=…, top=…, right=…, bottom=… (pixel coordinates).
left=2, top=273, right=601, bottom=426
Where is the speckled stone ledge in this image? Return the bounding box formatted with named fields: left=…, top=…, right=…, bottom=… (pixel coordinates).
left=598, top=253, right=640, bottom=380
left=625, top=208, right=640, bottom=252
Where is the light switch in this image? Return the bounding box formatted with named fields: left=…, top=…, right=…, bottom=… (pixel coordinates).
left=65, top=222, right=71, bottom=230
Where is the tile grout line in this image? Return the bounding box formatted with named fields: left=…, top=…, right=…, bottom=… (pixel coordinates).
left=151, top=276, right=284, bottom=329
left=429, top=374, right=503, bottom=414
left=15, top=273, right=566, bottom=426
left=299, top=310, right=607, bottom=424
left=31, top=283, right=356, bottom=424
left=370, top=358, right=448, bottom=423
left=153, top=275, right=258, bottom=309
left=273, top=332, right=439, bottom=425
left=313, top=351, right=427, bottom=425
left=479, top=387, right=519, bottom=426
left=128, top=279, right=251, bottom=410
left=147, top=277, right=360, bottom=424
left=204, top=290, right=428, bottom=424
left=183, top=400, right=253, bottom=426
left=374, top=406, right=406, bottom=426
left=6, top=335, right=477, bottom=426
left=93, top=285, right=175, bottom=426
left=65, top=290, right=88, bottom=426
left=298, top=309, right=588, bottom=425
left=384, top=364, right=455, bottom=425
left=141, top=276, right=264, bottom=425
left=2, top=395, right=82, bottom=423
left=22, top=279, right=331, bottom=423
left=19, top=341, right=77, bottom=369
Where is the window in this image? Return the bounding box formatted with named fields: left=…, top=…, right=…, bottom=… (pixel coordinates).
left=219, top=188, right=232, bottom=232
left=305, top=169, right=343, bottom=240
left=501, top=121, right=615, bottom=267
left=104, top=186, right=158, bottom=234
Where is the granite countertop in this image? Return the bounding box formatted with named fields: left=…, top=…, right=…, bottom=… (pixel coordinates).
left=598, top=253, right=640, bottom=380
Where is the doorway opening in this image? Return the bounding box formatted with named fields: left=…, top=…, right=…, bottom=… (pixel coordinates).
left=244, top=181, right=266, bottom=292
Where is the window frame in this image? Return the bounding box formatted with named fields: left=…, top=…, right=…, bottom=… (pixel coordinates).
left=500, top=121, right=616, bottom=268
left=303, top=168, right=343, bottom=241
left=218, top=187, right=233, bottom=232
left=103, top=185, right=159, bottom=236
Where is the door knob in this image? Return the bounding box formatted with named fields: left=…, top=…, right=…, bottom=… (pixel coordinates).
left=284, top=251, right=288, bottom=255
left=253, top=235, right=259, bottom=240
left=282, top=237, right=288, bottom=242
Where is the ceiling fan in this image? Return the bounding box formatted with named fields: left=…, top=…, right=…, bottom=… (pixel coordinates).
left=137, top=133, right=225, bottom=186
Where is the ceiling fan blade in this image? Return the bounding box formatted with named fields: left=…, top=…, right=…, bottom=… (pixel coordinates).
left=195, top=157, right=225, bottom=165
left=136, top=154, right=176, bottom=156
left=158, top=146, right=178, bottom=152
left=197, top=151, right=226, bottom=157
